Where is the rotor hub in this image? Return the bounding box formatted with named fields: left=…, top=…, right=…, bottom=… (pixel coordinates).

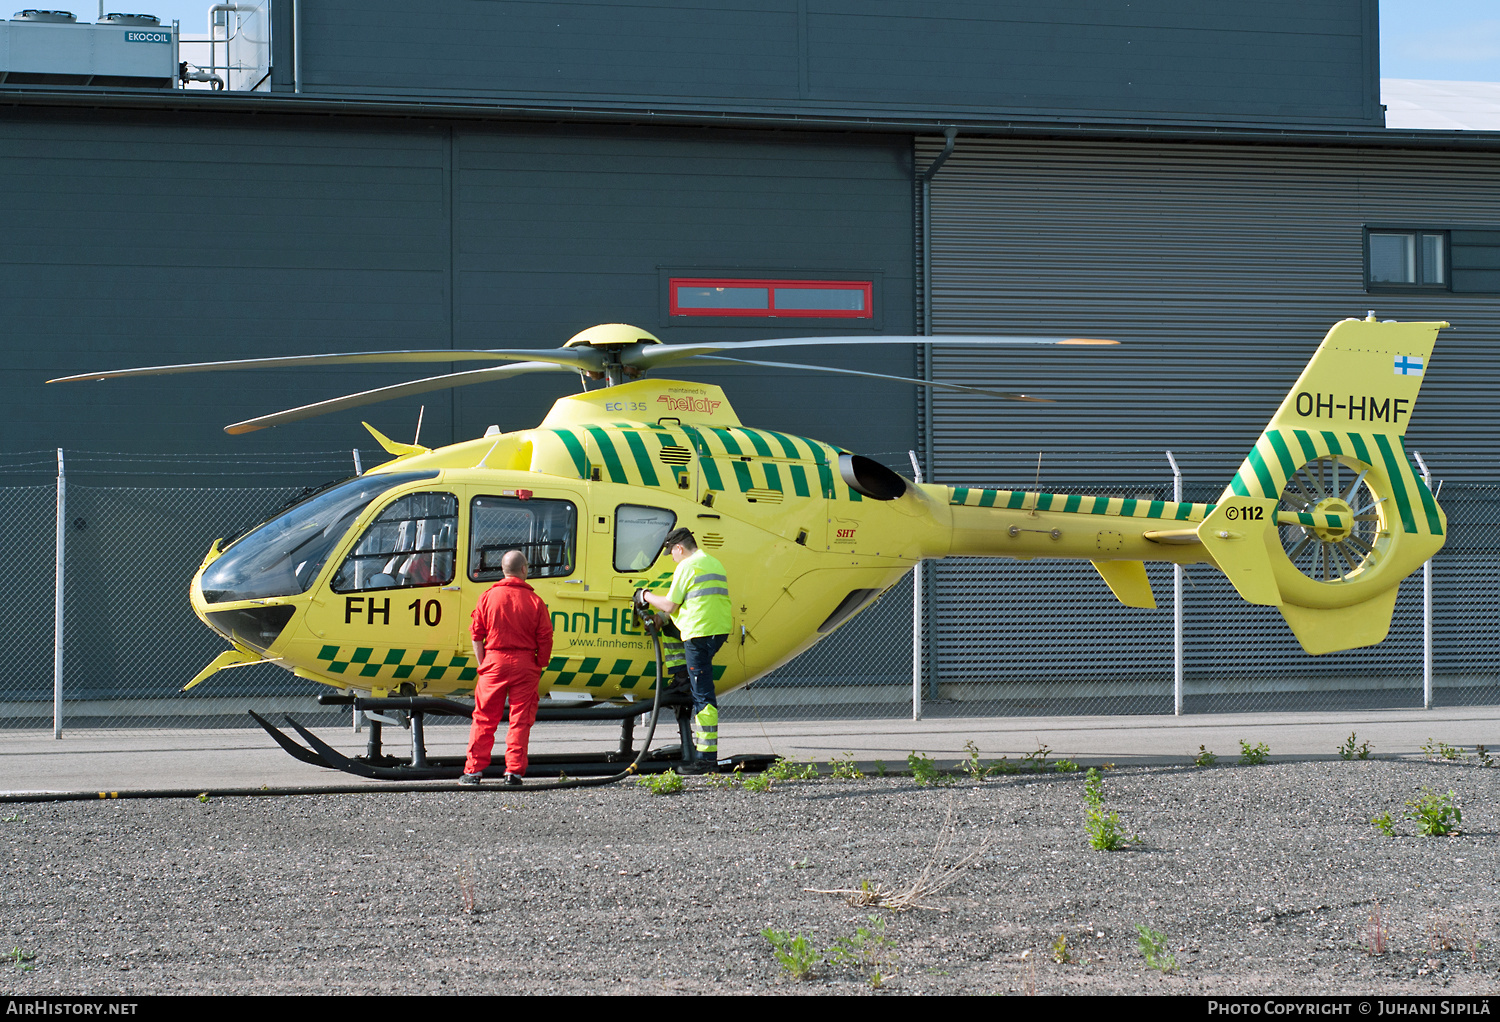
left=563, top=323, right=662, bottom=349
left=1307, top=496, right=1354, bottom=543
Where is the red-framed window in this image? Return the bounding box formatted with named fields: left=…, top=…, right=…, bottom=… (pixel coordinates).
left=668, top=278, right=874, bottom=318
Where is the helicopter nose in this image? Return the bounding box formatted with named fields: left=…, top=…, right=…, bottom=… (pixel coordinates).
left=201, top=603, right=297, bottom=656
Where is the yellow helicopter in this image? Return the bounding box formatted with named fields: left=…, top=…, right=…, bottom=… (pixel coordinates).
left=52, top=315, right=1448, bottom=778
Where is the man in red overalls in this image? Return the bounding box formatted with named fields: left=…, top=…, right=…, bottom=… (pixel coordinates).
left=460, top=550, right=553, bottom=787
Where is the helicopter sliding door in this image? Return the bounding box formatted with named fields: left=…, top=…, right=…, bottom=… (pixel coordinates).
left=318, top=489, right=462, bottom=692
left=466, top=491, right=585, bottom=691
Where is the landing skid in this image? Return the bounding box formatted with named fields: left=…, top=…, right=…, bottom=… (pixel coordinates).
left=248, top=695, right=774, bottom=781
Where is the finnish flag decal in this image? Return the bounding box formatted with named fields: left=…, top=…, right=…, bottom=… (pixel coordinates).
left=1394, top=355, right=1424, bottom=377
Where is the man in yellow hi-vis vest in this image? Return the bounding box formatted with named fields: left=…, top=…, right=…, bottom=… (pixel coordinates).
left=640, top=527, right=730, bottom=772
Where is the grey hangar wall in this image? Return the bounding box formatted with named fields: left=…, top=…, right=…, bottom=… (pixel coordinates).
left=4, top=110, right=917, bottom=462
left=288, top=0, right=1380, bottom=129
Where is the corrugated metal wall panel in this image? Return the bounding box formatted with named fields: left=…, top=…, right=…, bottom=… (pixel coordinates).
left=920, top=137, right=1500, bottom=485
left=919, top=137, right=1500, bottom=706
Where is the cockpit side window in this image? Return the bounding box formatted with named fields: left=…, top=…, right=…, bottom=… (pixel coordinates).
left=470, top=496, right=577, bottom=581
left=199, top=470, right=439, bottom=604
left=332, top=492, right=457, bottom=593
left=613, top=505, right=675, bottom=572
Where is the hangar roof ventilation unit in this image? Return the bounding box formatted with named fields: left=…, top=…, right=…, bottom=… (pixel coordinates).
left=0, top=9, right=176, bottom=88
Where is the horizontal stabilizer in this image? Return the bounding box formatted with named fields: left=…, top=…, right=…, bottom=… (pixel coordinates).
left=182, top=648, right=263, bottom=691
left=1279, top=586, right=1401, bottom=655
left=1197, top=497, right=1281, bottom=606
left=1090, top=560, right=1156, bottom=609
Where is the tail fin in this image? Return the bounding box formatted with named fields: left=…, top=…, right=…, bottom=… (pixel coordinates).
left=1207, top=316, right=1449, bottom=654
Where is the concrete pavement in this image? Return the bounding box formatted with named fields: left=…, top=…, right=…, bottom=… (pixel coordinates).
left=2, top=705, right=1497, bottom=794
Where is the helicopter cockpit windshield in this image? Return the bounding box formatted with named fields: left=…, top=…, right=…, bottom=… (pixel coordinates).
left=200, top=471, right=440, bottom=603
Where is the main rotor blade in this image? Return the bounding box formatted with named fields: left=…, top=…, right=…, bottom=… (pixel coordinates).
left=223, top=361, right=572, bottom=435
left=682, top=355, right=1053, bottom=401
left=50, top=347, right=604, bottom=383
left=626, top=334, right=1118, bottom=371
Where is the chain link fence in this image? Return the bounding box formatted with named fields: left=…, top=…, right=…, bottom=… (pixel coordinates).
left=1, top=448, right=1494, bottom=731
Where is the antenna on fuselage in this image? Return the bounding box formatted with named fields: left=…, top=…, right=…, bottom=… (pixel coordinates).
left=414, top=405, right=425, bottom=446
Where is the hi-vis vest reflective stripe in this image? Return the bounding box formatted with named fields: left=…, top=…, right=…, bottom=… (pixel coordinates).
left=666, top=550, right=732, bottom=639
left=661, top=635, right=686, bottom=672
left=693, top=704, right=719, bottom=753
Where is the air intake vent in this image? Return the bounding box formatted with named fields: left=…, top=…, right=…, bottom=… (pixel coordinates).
left=743, top=487, right=783, bottom=504
left=700, top=533, right=725, bottom=549
left=657, top=445, right=691, bottom=465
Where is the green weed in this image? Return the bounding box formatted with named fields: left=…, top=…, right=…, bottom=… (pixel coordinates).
left=1371, top=812, right=1396, bottom=837
left=961, top=740, right=990, bottom=781
left=1053, top=759, right=1080, bottom=773
left=1, top=813, right=20, bottom=823
left=1083, top=767, right=1138, bottom=851
left=763, top=929, right=821, bottom=981
left=766, top=757, right=818, bottom=781
left=8, top=946, right=35, bottom=972
left=828, top=753, right=864, bottom=780
left=1405, top=788, right=1462, bottom=836
left=1193, top=745, right=1218, bottom=767
left=1237, top=740, right=1270, bottom=766
left=827, top=914, right=898, bottom=988
left=874, top=760, right=887, bottom=777
left=636, top=770, right=684, bottom=795
left=1052, top=934, right=1073, bottom=964
left=1421, top=738, right=1463, bottom=762
left=907, top=751, right=950, bottom=787
left=1338, top=732, right=1372, bottom=760
left=1020, top=743, right=1053, bottom=771
left=1135, top=925, right=1178, bottom=973
left=703, top=770, right=740, bottom=790
left=743, top=772, right=773, bottom=793
left=1477, top=745, right=1494, bottom=768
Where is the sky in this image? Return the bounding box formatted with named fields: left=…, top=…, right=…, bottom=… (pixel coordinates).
left=49, top=1, right=1500, bottom=83
left=1382, top=0, right=1500, bottom=81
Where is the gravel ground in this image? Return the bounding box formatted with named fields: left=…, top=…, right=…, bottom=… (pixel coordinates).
left=2, top=758, right=1498, bottom=996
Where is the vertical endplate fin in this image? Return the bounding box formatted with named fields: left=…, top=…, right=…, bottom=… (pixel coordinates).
left=1197, top=498, right=1282, bottom=606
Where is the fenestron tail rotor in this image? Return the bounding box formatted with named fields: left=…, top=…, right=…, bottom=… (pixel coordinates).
left=1277, top=456, right=1384, bottom=582
left=49, top=323, right=1117, bottom=432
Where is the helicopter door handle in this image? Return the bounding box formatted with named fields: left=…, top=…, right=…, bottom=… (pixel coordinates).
left=440, top=585, right=461, bottom=591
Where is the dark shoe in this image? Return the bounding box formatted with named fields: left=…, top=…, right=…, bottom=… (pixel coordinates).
left=502, top=773, right=523, bottom=787
left=458, top=772, right=482, bottom=787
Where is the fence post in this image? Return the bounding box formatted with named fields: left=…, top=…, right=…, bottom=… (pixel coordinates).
left=1165, top=451, right=1184, bottom=715
left=1413, top=451, right=1435, bottom=710
left=53, top=448, right=65, bottom=739
left=908, top=450, right=924, bottom=721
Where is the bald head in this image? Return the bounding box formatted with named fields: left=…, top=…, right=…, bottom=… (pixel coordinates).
left=501, top=550, right=529, bottom=578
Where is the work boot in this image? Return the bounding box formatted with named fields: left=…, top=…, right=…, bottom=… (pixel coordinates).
left=458, top=772, right=482, bottom=787
left=502, top=773, right=523, bottom=787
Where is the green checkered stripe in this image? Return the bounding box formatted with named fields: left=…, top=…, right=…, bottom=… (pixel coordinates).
left=316, top=645, right=477, bottom=682
left=547, top=656, right=727, bottom=690
left=625, top=569, right=676, bottom=594
left=948, top=486, right=1212, bottom=523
